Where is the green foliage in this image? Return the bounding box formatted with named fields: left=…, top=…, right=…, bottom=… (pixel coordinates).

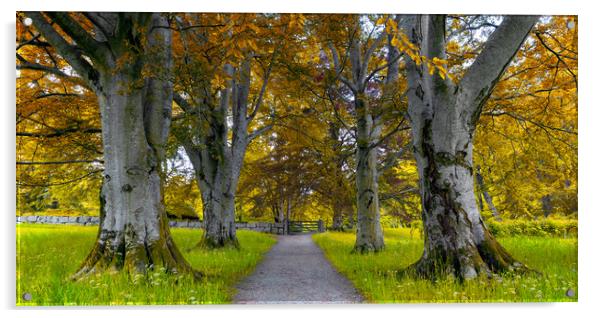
left=379, top=218, right=576, bottom=239
left=313, top=228, right=577, bottom=303
left=17, top=178, right=102, bottom=216
left=18, top=187, right=52, bottom=212
left=163, top=174, right=202, bottom=219
left=16, top=224, right=276, bottom=305
left=486, top=218, right=578, bottom=237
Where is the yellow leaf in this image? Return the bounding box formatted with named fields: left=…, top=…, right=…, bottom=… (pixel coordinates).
left=432, top=57, right=447, bottom=67
left=438, top=70, right=446, bottom=80
left=248, top=23, right=261, bottom=34
left=386, top=19, right=398, bottom=33
left=427, top=63, right=435, bottom=75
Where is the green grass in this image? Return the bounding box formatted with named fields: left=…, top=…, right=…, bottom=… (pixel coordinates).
left=313, top=228, right=578, bottom=303
left=16, top=224, right=276, bottom=305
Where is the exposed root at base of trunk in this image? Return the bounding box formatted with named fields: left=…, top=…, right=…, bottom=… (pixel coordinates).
left=352, top=242, right=385, bottom=254
left=398, top=233, right=536, bottom=282
left=397, top=255, right=490, bottom=282
left=72, top=233, right=203, bottom=281
left=476, top=230, right=533, bottom=275
left=191, top=236, right=240, bottom=250
left=330, top=226, right=346, bottom=232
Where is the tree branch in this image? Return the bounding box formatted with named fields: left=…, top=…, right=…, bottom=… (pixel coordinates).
left=248, top=46, right=278, bottom=122
left=16, top=57, right=86, bottom=86
left=17, top=159, right=103, bottom=165
left=482, top=110, right=577, bottom=135
left=45, top=12, right=108, bottom=63
left=26, top=12, right=101, bottom=90
left=458, top=15, right=539, bottom=128
left=534, top=31, right=578, bottom=88
left=361, top=30, right=387, bottom=82
left=248, top=124, right=274, bottom=141
left=173, top=93, right=194, bottom=113
left=328, top=42, right=356, bottom=93
left=369, top=118, right=411, bottom=150
left=364, top=51, right=404, bottom=87
left=17, top=127, right=101, bottom=138
left=16, top=170, right=102, bottom=188
left=82, top=12, right=114, bottom=39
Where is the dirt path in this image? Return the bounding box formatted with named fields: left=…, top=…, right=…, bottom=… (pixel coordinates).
left=233, top=234, right=364, bottom=304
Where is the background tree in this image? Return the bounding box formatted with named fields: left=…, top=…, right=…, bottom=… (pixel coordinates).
left=170, top=13, right=306, bottom=247
left=313, top=14, right=408, bottom=252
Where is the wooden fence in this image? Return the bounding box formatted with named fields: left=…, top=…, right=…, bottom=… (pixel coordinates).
left=287, top=220, right=325, bottom=234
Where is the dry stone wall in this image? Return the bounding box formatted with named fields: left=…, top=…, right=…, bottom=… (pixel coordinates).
left=16, top=216, right=285, bottom=234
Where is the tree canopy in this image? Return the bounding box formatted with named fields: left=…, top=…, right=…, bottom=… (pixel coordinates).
left=16, top=13, right=577, bottom=226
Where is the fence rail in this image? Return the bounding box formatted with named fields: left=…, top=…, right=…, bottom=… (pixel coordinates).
left=287, top=220, right=325, bottom=234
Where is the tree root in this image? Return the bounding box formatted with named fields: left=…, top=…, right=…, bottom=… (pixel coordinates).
left=190, top=235, right=240, bottom=251
left=72, top=229, right=203, bottom=281
left=397, top=232, right=538, bottom=282
left=352, top=242, right=384, bottom=254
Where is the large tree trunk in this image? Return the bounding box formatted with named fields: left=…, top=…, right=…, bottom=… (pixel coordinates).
left=328, top=121, right=347, bottom=232
left=70, top=14, right=198, bottom=278
left=354, top=95, right=385, bottom=252
left=182, top=129, right=241, bottom=248
left=177, top=61, right=254, bottom=248
left=194, top=161, right=239, bottom=248
left=409, top=118, right=520, bottom=279
left=401, top=14, right=538, bottom=280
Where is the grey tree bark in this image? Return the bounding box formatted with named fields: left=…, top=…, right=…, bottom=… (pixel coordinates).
left=332, top=205, right=344, bottom=230
left=174, top=57, right=273, bottom=248
left=328, top=15, right=404, bottom=252
left=327, top=122, right=348, bottom=231
left=401, top=14, right=538, bottom=279
left=28, top=12, right=198, bottom=278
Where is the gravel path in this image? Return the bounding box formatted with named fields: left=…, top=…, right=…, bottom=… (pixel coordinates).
left=233, top=234, right=364, bottom=304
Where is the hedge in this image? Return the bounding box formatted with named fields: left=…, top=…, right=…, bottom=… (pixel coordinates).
left=485, top=218, right=577, bottom=237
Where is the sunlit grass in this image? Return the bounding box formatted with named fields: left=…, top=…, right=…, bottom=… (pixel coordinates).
left=313, top=228, right=577, bottom=303
left=16, top=224, right=276, bottom=305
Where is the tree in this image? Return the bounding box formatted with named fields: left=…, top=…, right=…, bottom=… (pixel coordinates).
left=25, top=12, right=198, bottom=278
left=171, top=13, right=301, bottom=247
left=399, top=14, right=539, bottom=279
left=316, top=14, right=407, bottom=252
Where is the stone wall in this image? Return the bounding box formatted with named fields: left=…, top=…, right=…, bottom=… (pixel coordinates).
left=16, top=216, right=286, bottom=235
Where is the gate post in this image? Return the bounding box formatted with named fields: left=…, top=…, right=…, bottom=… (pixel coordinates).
left=318, top=219, right=325, bottom=233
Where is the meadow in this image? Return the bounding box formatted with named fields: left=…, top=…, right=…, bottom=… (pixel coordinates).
left=16, top=224, right=276, bottom=305
left=16, top=223, right=578, bottom=305
left=313, top=228, right=578, bottom=303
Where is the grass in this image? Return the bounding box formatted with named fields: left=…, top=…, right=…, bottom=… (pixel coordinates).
left=313, top=228, right=578, bottom=303
left=16, top=224, right=276, bottom=306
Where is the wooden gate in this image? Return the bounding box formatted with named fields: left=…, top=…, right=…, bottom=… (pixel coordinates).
left=287, top=220, right=325, bottom=234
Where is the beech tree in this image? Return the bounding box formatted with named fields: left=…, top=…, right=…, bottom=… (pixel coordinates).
left=315, top=14, right=408, bottom=252
left=171, top=13, right=303, bottom=247
left=400, top=14, right=539, bottom=279
left=25, top=12, right=198, bottom=278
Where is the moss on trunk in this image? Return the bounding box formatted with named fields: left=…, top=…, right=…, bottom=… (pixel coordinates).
left=73, top=202, right=201, bottom=280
